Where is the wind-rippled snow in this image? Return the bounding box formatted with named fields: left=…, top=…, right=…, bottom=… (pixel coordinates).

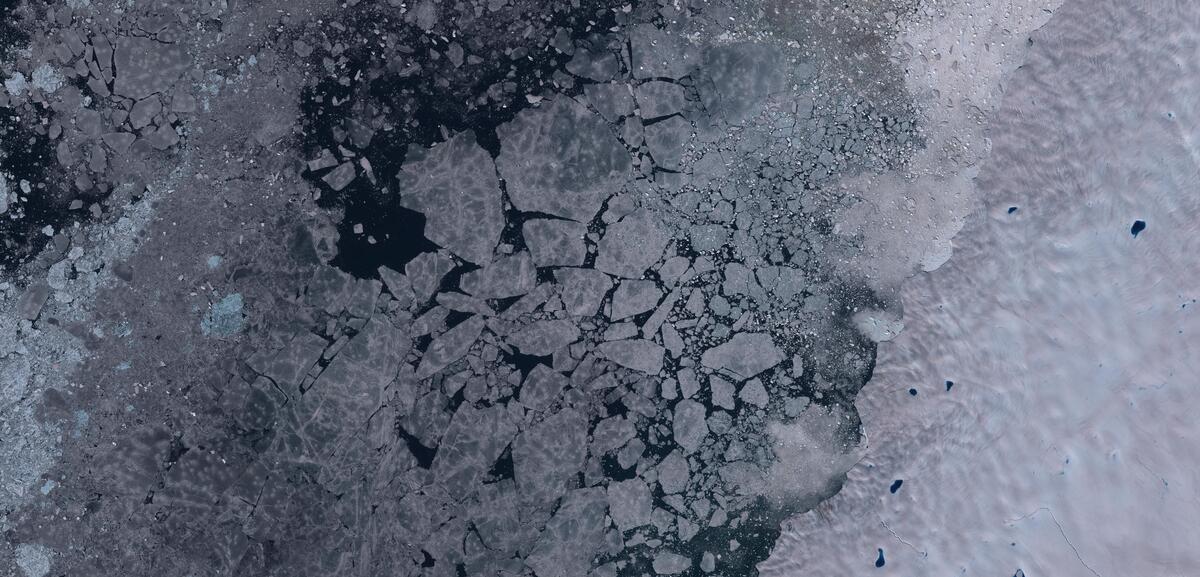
left=764, top=1, right=1200, bottom=575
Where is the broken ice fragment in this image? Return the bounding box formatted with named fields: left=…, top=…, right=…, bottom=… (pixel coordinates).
left=609, top=279, right=661, bottom=321
left=629, top=24, right=697, bottom=80
left=555, top=268, right=613, bottom=317
left=145, top=124, right=180, bottom=150
left=31, top=64, right=64, bottom=94
left=635, top=80, right=688, bottom=119
left=245, top=331, right=327, bottom=393
left=432, top=404, right=517, bottom=499
left=643, top=115, right=692, bottom=171
left=460, top=251, right=536, bottom=299
left=672, top=399, right=708, bottom=453
left=657, top=451, right=690, bottom=494
left=519, top=364, right=568, bottom=411
left=522, top=218, right=587, bottom=267
left=591, top=415, right=637, bottom=454
left=739, top=378, right=769, bottom=408
left=583, top=82, right=635, bottom=123
left=514, top=408, right=588, bottom=503
left=16, top=282, right=50, bottom=321
left=597, top=339, right=664, bottom=375
left=416, top=315, right=484, bottom=379
left=699, top=332, right=785, bottom=380
left=113, top=37, right=189, bottom=99
left=495, top=97, right=631, bottom=222
left=594, top=208, right=670, bottom=278
left=607, top=478, right=653, bottom=531
left=397, top=131, right=504, bottom=264
left=506, top=319, right=581, bottom=356
left=709, top=376, right=736, bottom=410
left=652, top=552, right=692, bottom=574
left=321, top=161, right=356, bottom=191
left=677, top=367, right=700, bottom=398
left=129, top=96, right=163, bottom=130
left=405, top=250, right=455, bottom=302
left=307, top=149, right=339, bottom=172
left=200, top=293, right=244, bottom=337
left=662, top=324, right=685, bottom=357
left=525, top=487, right=608, bottom=577
left=694, top=43, right=786, bottom=125
left=102, top=132, right=135, bottom=155
left=4, top=72, right=27, bottom=97
left=565, top=46, right=619, bottom=81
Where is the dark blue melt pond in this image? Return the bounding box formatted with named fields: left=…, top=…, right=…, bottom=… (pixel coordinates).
left=1131, top=220, right=1146, bottom=237
left=945, top=380, right=955, bottom=391
left=908, top=388, right=918, bottom=396
left=890, top=479, right=903, bottom=493
left=875, top=548, right=885, bottom=568
left=1008, top=206, right=1018, bottom=214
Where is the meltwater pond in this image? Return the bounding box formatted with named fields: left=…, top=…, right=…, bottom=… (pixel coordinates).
left=762, top=0, right=1200, bottom=575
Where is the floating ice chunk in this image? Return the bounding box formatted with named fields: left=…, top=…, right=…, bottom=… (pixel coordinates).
left=113, top=37, right=188, bottom=99
left=594, top=209, right=670, bottom=278
left=709, top=376, right=736, bottom=410
left=661, top=323, right=685, bottom=357
left=739, top=378, right=769, bottom=408
left=652, top=551, right=692, bottom=574
left=635, top=80, right=689, bottom=119
left=583, top=82, right=635, bottom=123
left=416, top=315, right=484, bottom=379
left=398, top=131, right=503, bottom=264
left=677, top=367, right=700, bottom=399
left=321, top=161, right=356, bottom=191
left=672, top=399, right=708, bottom=453
left=16, top=282, right=50, bottom=321
left=506, top=318, right=581, bottom=356
left=519, top=364, right=568, bottom=410
left=629, top=24, right=697, bottom=80
left=405, top=250, right=455, bottom=302
left=643, top=115, right=692, bottom=171
left=555, top=268, right=613, bottom=317
left=591, top=415, right=637, bottom=454
left=4, top=72, right=27, bottom=97
left=565, top=46, right=619, bottom=81
left=597, top=339, right=664, bottom=375
left=245, top=331, right=327, bottom=393
left=200, top=293, right=244, bottom=337
left=700, top=333, right=784, bottom=380
left=31, top=64, right=64, bottom=94
left=433, top=404, right=517, bottom=499
left=461, top=251, right=536, bottom=299
left=145, top=124, right=180, bottom=150
left=495, top=97, right=631, bottom=222
left=610, top=279, right=661, bottom=320
left=607, top=478, right=653, bottom=531
left=657, top=451, right=690, bottom=493
left=514, top=408, right=588, bottom=503
left=523, top=218, right=587, bottom=267
left=688, top=224, right=728, bottom=253
left=694, top=43, right=786, bottom=125
left=526, top=487, right=608, bottom=577
left=129, top=96, right=163, bottom=130
left=15, top=543, right=51, bottom=577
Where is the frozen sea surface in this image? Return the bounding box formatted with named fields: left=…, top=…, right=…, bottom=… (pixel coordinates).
left=764, top=0, right=1200, bottom=575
